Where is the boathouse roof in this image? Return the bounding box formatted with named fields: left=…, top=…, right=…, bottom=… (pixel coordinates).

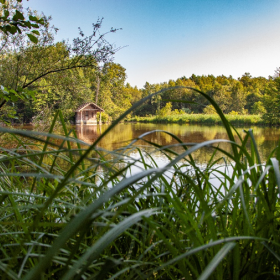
left=75, top=102, right=104, bottom=112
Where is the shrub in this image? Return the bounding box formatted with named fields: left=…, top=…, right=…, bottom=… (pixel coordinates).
left=157, top=102, right=172, bottom=116
left=203, top=104, right=218, bottom=114
left=97, top=111, right=112, bottom=123
left=228, top=110, right=239, bottom=115
left=252, top=101, right=266, bottom=115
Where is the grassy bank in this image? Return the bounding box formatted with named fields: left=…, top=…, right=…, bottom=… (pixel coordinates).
left=0, top=88, right=280, bottom=279
left=128, top=113, right=265, bottom=126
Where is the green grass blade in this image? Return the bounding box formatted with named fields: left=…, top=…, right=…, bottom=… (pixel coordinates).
left=198, top=242, right=236, bottom=280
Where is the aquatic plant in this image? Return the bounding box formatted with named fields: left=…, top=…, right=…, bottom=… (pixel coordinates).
left=129, top=113, right=264, bottom=126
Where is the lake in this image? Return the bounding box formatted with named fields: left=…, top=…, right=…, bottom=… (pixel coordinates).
left=75, top=123, right=280, bottom=164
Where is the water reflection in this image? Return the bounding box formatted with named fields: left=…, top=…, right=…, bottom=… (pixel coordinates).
left=74, top=123, right=280, bottom=164
left=75, top=125, right=101, bottom=144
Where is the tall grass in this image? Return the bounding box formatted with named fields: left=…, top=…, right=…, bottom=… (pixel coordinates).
left=130, top=113, right=264, bottom=126
left=0, top=87, right=279, bottom=279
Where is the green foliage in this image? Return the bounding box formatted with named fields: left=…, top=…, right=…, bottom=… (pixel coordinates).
left=203, top=105, right=217, bottom=115
left=132, top=72, right=272, bottom=117
left=228, top=110, right=239, bottom=115
left=182, top=107, right=192, bottom=114
left=156, top=102, right=186, bottom=118
left=0, top=5, right=277, bottom=125
left=0, top=0, right=44, bottom=43
left=130, top=113, right=264, bottom=125
left=252, top=101, right=266, bottom=115
left=0, top=8, right=122, bottom=123
left=156, top=101, right=172, bottom=116
left=0, top=89, right=280, bottom=279
left=262, top=77, right=280, bottom=125
left=97, top=111, right=112, bottom=123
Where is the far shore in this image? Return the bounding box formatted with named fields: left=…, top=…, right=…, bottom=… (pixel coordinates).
left=126, top=114, right=273, bottom=126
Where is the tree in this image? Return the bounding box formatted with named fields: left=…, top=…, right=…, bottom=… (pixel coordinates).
left=252, top=101, right=266, bottom=115
left=230, top=81, right=246, bottom=114
left=0, top=2, right=121, bottom=120
left=262, top=77, right=280, bottom=125
left=0, top=0, right=46, bottom=118
left=239, top=72, right=252, bottom=88
left=212, top=83, right=231, bottom=113
left=157, top=102, right=172, bottom=116
left=0, top=0, right=44, bottom=42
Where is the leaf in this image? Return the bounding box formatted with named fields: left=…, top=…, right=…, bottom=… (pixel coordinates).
left=9, top=25, right=17, bottom=34
left=198, top=243, right=236, bottom=280
left=61, top=209, right=157, bottom=279
left=0, top=27, right=8, bottom=35
left=10, top=95, right=18, bottom=102
left=31, top=30, right=40, bottom=35
left=16, top=26, right=21, bottom=34
left=4, top=25, right=11, bottom=32
left=7, top=114, right=17, bottom=119
left=30, top=23, right=39, bottom=28
left=4, top=10, right=9, bottom=18
left=13, top=10, right=24, bottom=21
left=25, top=21, right=31, bottom=29
left=9, top=89, right=17, bottom=94
left=29, top=15, right=38, bottom=21
left=27, top=33, right=38, bottom=44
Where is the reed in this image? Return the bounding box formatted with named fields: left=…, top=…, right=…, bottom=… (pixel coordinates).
left=0, top=87, right=279, bottom=279
left=129, top=113, right=264, bottom=126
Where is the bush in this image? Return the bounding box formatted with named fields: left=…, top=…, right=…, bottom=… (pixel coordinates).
left=203, top=104, right=217, bottom=114
left=252, top=101, right=266, bottom=115
left=156, top=102, right=172, bottom=116
left=97, top=111, right=112, bottom=123
left=228, top=110, right=239, bottom=115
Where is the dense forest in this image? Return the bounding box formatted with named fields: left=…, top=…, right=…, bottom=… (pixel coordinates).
left=1, top=1, right=280, bottom=125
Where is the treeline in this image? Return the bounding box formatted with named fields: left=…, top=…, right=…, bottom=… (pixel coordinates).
left=0, top=3, right=280, bottom=125
left=131, top=72, right=280, bottom=125
left=3, top=42, right=280, bottom=125
left=1, top=36, right=280, bottom=125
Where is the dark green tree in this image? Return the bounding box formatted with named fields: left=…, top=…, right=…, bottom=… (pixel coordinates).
left=262, top=77, right=280, bottom=125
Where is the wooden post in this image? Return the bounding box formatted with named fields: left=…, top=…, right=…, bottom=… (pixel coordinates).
left=99, top=111, right=102, bottom=124
left=80, top=111, right=83, bottom=125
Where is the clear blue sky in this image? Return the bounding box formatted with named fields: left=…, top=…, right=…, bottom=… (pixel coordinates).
left=23, top=0, right=280, bottom=88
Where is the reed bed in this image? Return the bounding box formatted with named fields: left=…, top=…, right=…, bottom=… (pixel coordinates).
left=129, top=114, right=264, bottom=126
left=0, top=87, right=279, bottom=279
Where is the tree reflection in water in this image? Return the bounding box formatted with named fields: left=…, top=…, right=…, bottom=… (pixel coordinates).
left=74, top=123, right=280, bottom=165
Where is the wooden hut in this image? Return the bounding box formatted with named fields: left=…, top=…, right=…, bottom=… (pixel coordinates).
left=75, top=102, right=104, bottom=124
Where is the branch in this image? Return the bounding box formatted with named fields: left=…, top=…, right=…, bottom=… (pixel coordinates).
left=22, top=64, right=98, bottom=89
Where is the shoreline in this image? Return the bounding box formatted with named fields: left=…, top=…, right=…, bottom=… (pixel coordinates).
left=126, top=114, right=273, bottom=127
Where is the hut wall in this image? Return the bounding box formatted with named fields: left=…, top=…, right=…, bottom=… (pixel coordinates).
left=75, top=110, right=98, bottom=124
left=85, top=110, right=97, bottom=124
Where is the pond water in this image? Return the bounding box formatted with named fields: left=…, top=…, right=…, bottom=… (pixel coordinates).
left=74, top=123, right=280, bottom=164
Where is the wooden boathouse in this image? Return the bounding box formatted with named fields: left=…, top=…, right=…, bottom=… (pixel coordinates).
left=75, top=102, right=104, bottom=124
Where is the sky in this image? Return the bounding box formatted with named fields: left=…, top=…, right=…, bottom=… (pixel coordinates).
left=22, top=0, right=280, bottom=88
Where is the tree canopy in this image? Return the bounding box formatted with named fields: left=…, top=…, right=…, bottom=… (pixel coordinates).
left=0, top=0, right=279, bottom=125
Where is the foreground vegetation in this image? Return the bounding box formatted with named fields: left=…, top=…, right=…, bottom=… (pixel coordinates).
left=1, top=2, right=280, bottom=279
left=0, top=89, right=280, bottom=279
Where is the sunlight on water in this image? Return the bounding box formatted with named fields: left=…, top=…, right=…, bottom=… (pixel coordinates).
left=75, top=123, right=280, bottom=164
